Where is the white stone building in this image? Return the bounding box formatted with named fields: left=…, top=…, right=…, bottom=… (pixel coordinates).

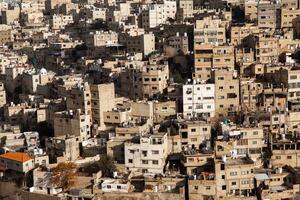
left=183, top=80, right=215, bottom=119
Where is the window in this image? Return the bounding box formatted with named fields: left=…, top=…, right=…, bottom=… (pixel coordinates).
left=230, top=172, right=237, bottom=176
left=153, top=160, right=159, bottom=165
left=194, top=186, right=198, bottom=190
left=290, top=75, right=298, bottom=80
left=142, top=160, right=148, bottom=164
left=107, top=185, right=111, bottom=189
left=152, top=150, right=159, bottom=154
left=275, top=155, right=281, bottom=159
left=232, top=181, right=237, bottom=186
left=128, top=159, right=133, bottom=163
left=287, top=156, right=292, bottom=159
left=253, top=131, right=258, bottom=135
left=222, top=185, right=226, bottom=190
left=191, top=128, right=196, bottom=132
left=117, top=185, right=121, bottom=189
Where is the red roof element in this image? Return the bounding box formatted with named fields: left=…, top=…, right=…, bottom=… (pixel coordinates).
left=0, top=152, right=32, bottom=163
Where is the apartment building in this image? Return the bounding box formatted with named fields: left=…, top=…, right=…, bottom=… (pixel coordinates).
left=45, top=135, right=80, bottom=162
left=182, top=150, right=213, bottom=175
left=257, top=1, right=277, bottom=30
left=216, top=125, right=266, bottom=161
left=140, top=0, right=176, bottom=29
left=90, top=83, right=115, bottom=130
left=255, top=34, right=279, bottom=64
left=0, top=82, right=6, bottom=108
left=281, top=8, right=300, bottom=29
left=153, top=100, right=177, bottom=123
left=188, top=173, right=216, bottom=200
left=165, top=33, right=189, bottom=55
left=212, top=69, right=240, bottom=116
left=272, top=67, right=300, bottom=101
left=53, top=109, right=91, bottom=141
left=194, top=44, right=234, bottom=80
left=240, top=78, right=263, bottom=112
left=215, top=156, right=256, bottom=198
left=51, top=14, right=74, bottom=30
left=125, top=133, right=169, bottom=173
left=85, top=31, right=118, bottom=47
left=283, top=0, right=299, bottom=9
left=230, top=23, right=259, bottom=46
left=119, top=33, right=155, bottom=56
left=271, top=140, right=300, bottom=167
left=170, top=120, right=212, bottom=153
left=245, top=0, right=258, bottom=22
left=45, top=0, right=72, bottom=11
left=176, top=0, right=193, bottom=21
left=66, top=82, right=91, bottom=115
left=1, top=7, right=20, bottom=25
left=118, top=62, right=169, bottom=99
left=194, top=17, right=226, bottom=45
left=0, top=29, right=13, bottom=45
left=183, top=80, right=215, bottom=119
left=22, top=69, right=55, bottom=94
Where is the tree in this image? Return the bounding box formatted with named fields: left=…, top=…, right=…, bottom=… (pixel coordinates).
left=96, top=155, right=116, bottom=177
left=50, top=162, right=77, bottom=192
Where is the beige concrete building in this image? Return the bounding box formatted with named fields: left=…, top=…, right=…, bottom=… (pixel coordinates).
left=281, top=8, right=300, bottom=29
left=1, top=7, right=20, bottom=25
left=176, top=0, right=193, bottom=21
left=66, top=82, right=91, bottom=115
left=230, top=23, right=259, bottom=46
left=245, top=0, right=258, bottom=22
left=188, top=172, right=216, bottom=200
left=255, top=34, right=279, bottom=64
left=140, top=0, right=177, bottom=29
left=216, top=125, right=266, bottom=161
left=215, top=157, right=256, bottom=198
left=51, top=14, right=73, bottom=30
left=119, top=33, right=155, bottom=57
left=257, top=1, right=277, bottom=30
left=53, top=109, right=91, bottom=141
left=45, top=135, right=80, bottom=162
left=0, top=82, right=6, bottom=107
left=194, top=44, right=234, bottom=80
left=194, top=17, right=226, bottom=45
left=22, top=69, right=55, bottom=94
left=212, top=69, right=240, bottom=116
left=240, top=78, right=263, bottom=112
left=0, top=29, right=13, bottom=45
left=90, top=83, right=115, bottom=130
left=153, top=100, right=177, bottom=124
left=125, top=133, right=169, bottom=173
left=85, top=31, right=118, bottom=47
left=118, top=61, right=169, bottom=99
left=282, top=0, right=299, bottom=9
left=170, top=121, right=211, bottom=153
left=271, top=141, right=300, bottom=168
left=45, top=0, right=71, bottom=11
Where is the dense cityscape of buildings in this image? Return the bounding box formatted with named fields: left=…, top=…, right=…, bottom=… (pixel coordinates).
left=1, top=0, right=300, bottom=199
